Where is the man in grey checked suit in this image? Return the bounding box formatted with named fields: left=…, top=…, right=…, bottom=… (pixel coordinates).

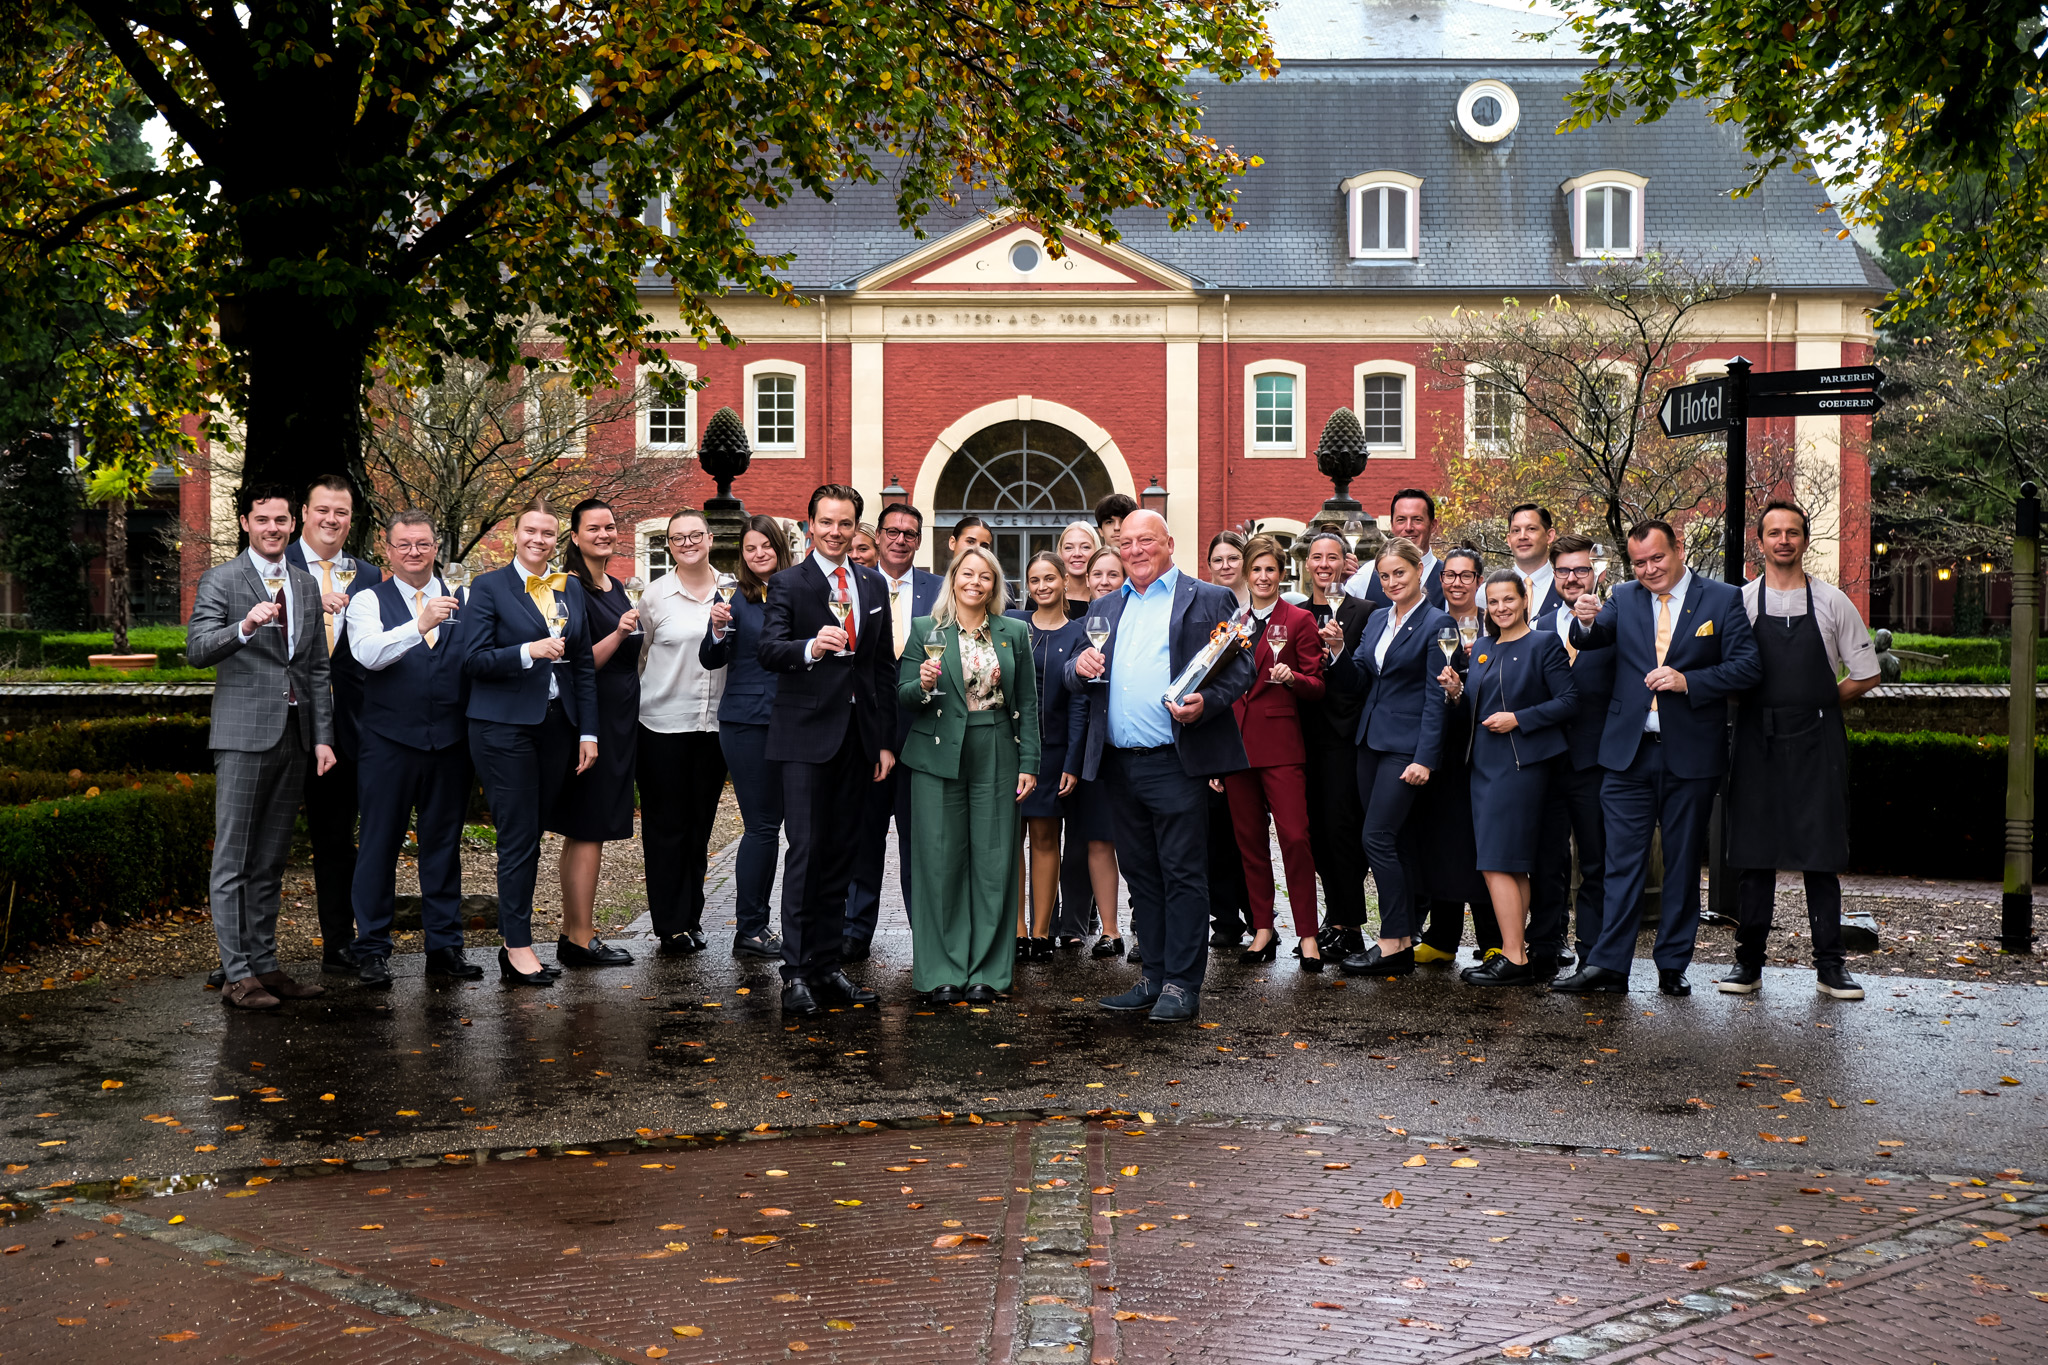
left=187, top=483, right=339, bottom=1009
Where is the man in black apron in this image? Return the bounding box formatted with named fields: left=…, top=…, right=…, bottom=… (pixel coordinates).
left=1720, top=501, right=1883, bottom=999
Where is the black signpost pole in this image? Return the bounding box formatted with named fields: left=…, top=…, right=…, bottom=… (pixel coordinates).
left=1705, top=357, right=1750, bottom=925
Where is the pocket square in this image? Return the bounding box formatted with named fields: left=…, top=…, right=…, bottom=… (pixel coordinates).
left=1694, top=620, right=1716, bottom=637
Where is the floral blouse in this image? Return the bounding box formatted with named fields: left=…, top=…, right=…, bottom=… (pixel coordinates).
left=957, top=621, right=1006, bottom=713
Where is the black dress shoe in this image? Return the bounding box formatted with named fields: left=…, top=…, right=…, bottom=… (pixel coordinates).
left=1555, top=950, right=1577, bottom=970
left=1056, top=935, right=1086, bottom=950
left=1126, top=942, right=1144, bottom=965
left=963, top=983, right=999, bottom=1005
left=1029, top=936, right=1054, bottom=961
left=1526, top=954, right=1561, bottom=983
left=1658, top=969, right=1692, bottom=997
left=927, top=984, right=965, bottom=1005
left=206, top=967, right=226, bottom=990
left=1815, top=964, right=1865, bottom=999
left=558, top=934, right=634, bottom=967
left=659, top=931, right=707, bottom=957
left=782, top=978, right=823, bottom=1017
left=1239, top=936, right=1279, bottom=965
left=1209, top=930, right=1243, bottom=951
left=426, top=947, right=484, bottom=980
left=1464, top=954, right=1536, bottom=987
left=1091, top=936, right=1125, bottom=960
left=1550, top=965, right=1630, bottom=994
left=321, top=948, right=359, bottom=975
left=842, top=940, right=872, bottom=963
left=731, top=932, right=781, bottom=959
left=1340, top=945, right=1415, bottom=977
left=357, top=956, right=394, bottom=989
left=813, top=969, right=878, bottom=1006
left=498, top=948, right=554, bottom=987
left=1716, top=963, right=1763, bottom=994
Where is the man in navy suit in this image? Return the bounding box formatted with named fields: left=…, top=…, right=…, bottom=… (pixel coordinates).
left=1507, top=503, right=1567, bottom=621
left=1342, top=489, right=1447, bottom=608
left=344, top=510, right=477, bottom=987
left=1527, top=536, right=1616, bottom=979
left=844, top=501, right=941, bottom=957
left=286, top=475, right=384, bottom=976
left=759, top=484, right=899, bottom=1018
left=1070, top=510, right=1255, bottom=1021
left=1554, top=520, right=1762, bottom=996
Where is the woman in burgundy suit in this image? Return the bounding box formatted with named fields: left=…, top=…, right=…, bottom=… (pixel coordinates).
left=1218, top=536, right=1328, bottom=971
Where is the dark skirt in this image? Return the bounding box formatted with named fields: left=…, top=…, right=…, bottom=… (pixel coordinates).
left=547, top=666, right=640, bottom=840
left=1021, top=754, right=1070, bottom=819
left=1469, top=753, right=1556, bottom=874
left=1064, top=773, right=1115, bottom=842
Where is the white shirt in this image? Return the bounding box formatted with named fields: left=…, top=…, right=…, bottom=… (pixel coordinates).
left=808, top=549, right=859, bottom=662
left=1518, top=561, right=1555, bottom=610
left=238, top=548, right=297, bottom=648
left=1374, top=597, right=1423, bottom=669
left=1741, top=575, right=1880, bottom=681
left=348, top=575, right=444, bottom=670
left=1641, top=570, right=1693, bottom=733
left=1343, top=549, right=1438, bottom=601
left=294, top=536, right=347, bottom=581
left=510, top=563, right=598, bottom=743
left=638, top=572, right=725, bottom=733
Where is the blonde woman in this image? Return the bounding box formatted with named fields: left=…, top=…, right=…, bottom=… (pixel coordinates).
left=1057, top=520, right=1099, bottom=621
left=898, top=547, right=1040, bottom=1004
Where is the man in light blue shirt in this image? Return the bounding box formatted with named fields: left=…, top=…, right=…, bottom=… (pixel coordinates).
left=1106, top=565, right=1179, bottom=749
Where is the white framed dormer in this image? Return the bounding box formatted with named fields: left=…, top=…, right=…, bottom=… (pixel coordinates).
left=742, top=358, right=805, bottom=458
left=1341, top=171, right=1422, bottom=260
left=1352, top=359, right=1417, bottom=459
left=636, top=516, right=673, bottom=580
left=637, top=359, right=698, bottom=455
left=1464, top=365, right=1522, bottom=455
left=1562, top=170, right=1648, bottom=259
left=1243, top=359, right=1307, bottom=458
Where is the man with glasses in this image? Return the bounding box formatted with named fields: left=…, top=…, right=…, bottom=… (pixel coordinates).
left=1527, top=535, right=1616, bottom=979
left=843, top=503, right=942, bottom=959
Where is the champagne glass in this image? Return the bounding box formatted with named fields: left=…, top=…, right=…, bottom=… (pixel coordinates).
left=331, top=555, right=357, bottom=593
left=548, top=600, right=568, bottom=640
left=622, top=574, right=646, bottom=636
left=262, top=564, right=289, bottom=631
left=828, top=583, right=853, bottom=654
left=715, top=572, right=738, bottom=604
left=1592, top=543, right=1611, bottom=601
left=441, top=559, right=470, bottom=623
left=922, top=625, right=949, bottom=695
left=1342, top=515, right=1367, bottom=556
left=1458, top=618, right=1481, bottom=655
left=1264, top=620, right=1289, bottom=670
left=1085, top=612, right=1111, bottom=684
left=1435, top=624, right=1460, bottom=704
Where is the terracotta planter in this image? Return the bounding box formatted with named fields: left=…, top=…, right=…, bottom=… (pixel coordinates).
left=87, top=654, right=159, bottom=672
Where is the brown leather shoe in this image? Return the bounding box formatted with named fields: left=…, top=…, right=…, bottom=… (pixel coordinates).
left=255, top=971, right=325, bottom=1000
left=221, top=977, right=281, bottom=1010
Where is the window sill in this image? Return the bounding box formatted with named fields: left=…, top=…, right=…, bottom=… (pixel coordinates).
left=1243, top=447, right=1306, bottom=460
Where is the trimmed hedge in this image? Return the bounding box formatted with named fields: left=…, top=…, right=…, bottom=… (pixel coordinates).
left=1847, top=730, right=2047, bottom=879
left=1889, top=633, right=2007, bottom=670
left=0, top=775, right=216, bottom=951
left=0, top=630, right=43, bottom=668
left=0, top=716, right=213, bottom=773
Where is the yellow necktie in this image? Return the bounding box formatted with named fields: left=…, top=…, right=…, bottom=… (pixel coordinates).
left=1650, top=592, right=1673, bottom=711
left=317, top=559, right=335, bottom=653
left=891, top=580, right=910, bottom=659
left=525, top=572, right=566, bottom=622
left=416, top=589, right=437, bottom=649
left=1562, top=621, right=1577, bottom=665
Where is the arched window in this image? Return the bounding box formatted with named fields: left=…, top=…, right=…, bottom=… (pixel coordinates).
left=1341, top=171, right=1422, bottom=261
left=1562, top=171, right=1648, bottom=259
left=935, top=419, right=1114, bottom=582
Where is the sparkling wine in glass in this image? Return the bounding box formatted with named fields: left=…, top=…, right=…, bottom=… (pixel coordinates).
left=922, top=628, right=948, bottom=695
left=548, top=600, right=569, bottom=640
left=331, top=556, right=358, bottom=592
left=1085, top=613, right=1111, bottom=683
left=1458, top=619, right=1481, bottom=655
left=263, top=565, right=289, bottom=631
left=828, top=584, right=853, bottom=653
left=1435, top=624, right=1460, bottom=704
left=715, top=572, right=738, bottom=604
left=1592, top=544, right=1611, bottom=600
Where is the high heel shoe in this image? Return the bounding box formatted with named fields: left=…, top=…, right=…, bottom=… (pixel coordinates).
left=1238, top=936, right=1279, bottom=965
left=498, top=948, right=554, bottom=987
left=1298, top=940, right=1325, bottom=974
left=1091, top=936, right=1125, bottom=960
left=1030, top=936, right=1054, bottom=961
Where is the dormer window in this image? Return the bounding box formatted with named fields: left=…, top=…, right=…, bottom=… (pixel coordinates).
left=1562, top=171, right=1648, bottom=259
left=1341, top=171, right=1422, bottom=260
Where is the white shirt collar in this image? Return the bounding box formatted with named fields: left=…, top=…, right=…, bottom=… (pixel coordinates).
left=879, top=565, right=915, bottom=591
left=295, top=536, right=347, bottom=566
left=811, top=549, right=849, bottom=576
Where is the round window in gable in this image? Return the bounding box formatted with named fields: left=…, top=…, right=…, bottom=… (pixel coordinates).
left=1456, top=81, right=1519, bottom=144
left=1009, top=240, right=1043, bottom=273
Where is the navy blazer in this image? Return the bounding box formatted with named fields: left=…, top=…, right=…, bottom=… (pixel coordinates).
left=1063, top=572, right=1255, bottom=782
left=888, top=569, right=944, bottom=748
left=1012, top=610, right=1089, bottom=779
left=756, top=558, right=899, bottom=765
left=698, top=592, right=779, bottom=727
left=1327, top=600, right=1455, bottom=771
left=1536, top=606, right=1618, bottom=771
left=1532, top=579, right=1567, bottom=622
left=1466, top=628, right=1578, bottom=773
left=459, top=564, right=600, bottom=732
left=287, top=542, right=384, bottom=761
left=1569, top=574, right=1762, bottom=779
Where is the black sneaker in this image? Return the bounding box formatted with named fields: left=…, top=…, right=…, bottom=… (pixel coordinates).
left=1716, top=963, right=1763, bottom=994
left=1816, top=964, right=1865, bottom=999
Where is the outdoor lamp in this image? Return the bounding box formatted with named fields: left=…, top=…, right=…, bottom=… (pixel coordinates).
left=1141, top=475, right=1169, bottom=518
left=881, top=472, right=907, bottom=503
left=1873, top=540, right=1889, bottom=556
left=1982, top=561, right=1996, bottom=574
left=1936, top=566, right=1952, bottom=581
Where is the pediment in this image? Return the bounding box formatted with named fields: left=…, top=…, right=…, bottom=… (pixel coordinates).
left=858, top=215, right=1193, bottom=293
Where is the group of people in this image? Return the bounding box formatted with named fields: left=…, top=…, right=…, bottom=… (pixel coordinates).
left=191, top=474, right=1880, bottom=1022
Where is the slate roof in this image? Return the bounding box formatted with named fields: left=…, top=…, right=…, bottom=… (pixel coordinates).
left=664, top=0, right=1878, bottom=297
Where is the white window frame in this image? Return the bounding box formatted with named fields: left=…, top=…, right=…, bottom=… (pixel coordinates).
left=1464, top=366, right=1522, bottom=455
left=1352, top=360, right=1417, bottom=459
left=1243, top=360, right=1307, bottom=458
left=1340, top=171, right=1422, bottom=260
left=637, top=359, right=698, bottom=454
left=742, top=359, right=806, bottom=458
left=1561, top=171, right=1648, bottom=259
left=1456, top=80, right=1520, bottom=143
left=637, top=517, right=673, bottom=580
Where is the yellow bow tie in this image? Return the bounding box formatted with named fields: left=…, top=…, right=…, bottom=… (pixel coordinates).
left=525, top=572, right=567, bottom=594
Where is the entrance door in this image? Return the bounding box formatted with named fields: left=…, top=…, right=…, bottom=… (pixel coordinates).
left=934, top=419, right=1114, bottom=587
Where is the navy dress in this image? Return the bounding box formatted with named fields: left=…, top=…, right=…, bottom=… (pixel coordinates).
left=1015, top=612, right=1089, bottom=820
left=1467, top=629, right=1578, bottom=874
left=549, top=576, right=641, bottom=841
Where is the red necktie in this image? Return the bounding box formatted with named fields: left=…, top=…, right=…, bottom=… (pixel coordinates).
left=834, top=566, right=858, bottom=652
left=274, top=581, right=297, bottom=705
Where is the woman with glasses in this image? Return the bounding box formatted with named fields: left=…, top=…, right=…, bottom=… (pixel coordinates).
left=1074, top=546, right=1129, bottom=959
left=1057, top=521, right=1099, bottom=622
left=702, top=515, right=794, bottom=960
left=1413, top=545, right=1503, bottom=971
left=635, top=509, right=728, bottom=956
left=1206, top=530, right=1249, bottom=608
left=547, top=498, right=643, bottom=969
left=461, top=497, right=599, bottom=985
left=899, top=547, right=1040, bottom=1005
left=1013, top=552, right=1089, bottom=959
left=1442, top=570, right=1577, bottom=986
left=1297, top=529, right=1375, bottom=958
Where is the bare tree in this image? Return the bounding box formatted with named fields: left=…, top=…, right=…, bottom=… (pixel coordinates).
left=364, top=331, right=677, bottom=562
left=1422, top=253, right=1844, bottom=579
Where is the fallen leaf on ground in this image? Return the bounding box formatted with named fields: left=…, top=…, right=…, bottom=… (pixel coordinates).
left=646, top=1349, right=668, bottom=1359
left=1504, top=1347, right=1532, bottom=1359
left=1323, top=1162, right=1350, bottom=1170
left=1402, top=1155, right=1427, bottom=1168
left=341, top=1326, right=377, bottom=1335
left=1657, top=1223, right=1681, bottom=1232
left=759, top=1208, right=791, bottom=1217
left=357, top=1224, right=384, bottom=1231
left=825, top=1319, right=855, bottom=1331
left=739, top=1235, right=779, bottom=1245
left=159, top=1331, right=198, bottom=1342
left=1121, top=1166, right=1139, bottom=1176
left=1451, top=1158, right=1478, bottom=1168
left=1448, top=1258, right=1473, bottom=1269
left=1615, top=1252, right=1631, bottom=1265
left=1112, top=1312, right=1178, bottom=1322
left=1311, top=1301, right=1344, bottom=1310
left=1775, top=1225, right=1796, bottom=1234
left=1381, top=1190, right=1403, bottom=1209
left=671, top=1325, right=703, bottom=1337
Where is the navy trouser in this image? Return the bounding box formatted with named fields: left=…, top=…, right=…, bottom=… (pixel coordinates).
left=1532, top=762, right=1607, bottom=960
left=1358, top=747, right=1424, bottom=940
left=778, top=725, right=868, bottom=982
left=719, top=722, right=784, bottom=942
left=352, top=729, right=473, bottom=959
left=845, top=753, right=913, bottom=943
left=468, top=705, right=576, bottom=950
left=1104, top=746, right=1211, bottom=992
left=1588, top=736, right=1719, bottom=975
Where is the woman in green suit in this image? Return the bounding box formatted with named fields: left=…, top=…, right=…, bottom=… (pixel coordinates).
left=899, top=546, right=1041, bottom=1005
